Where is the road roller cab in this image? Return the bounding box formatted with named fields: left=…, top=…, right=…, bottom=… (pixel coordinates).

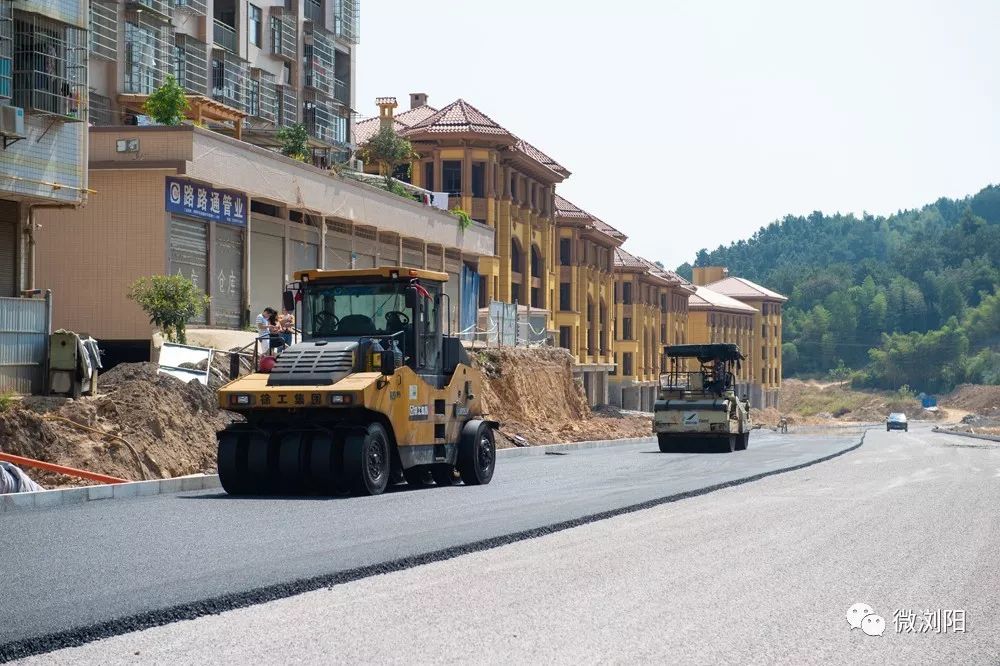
left=216, top=267, right=498, bottom=496
left=653, top=343, right=752, bottom=453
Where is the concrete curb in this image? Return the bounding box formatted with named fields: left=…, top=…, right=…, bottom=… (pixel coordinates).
left=498, top=436, right=652, bottom=457
left=0, top=474, right=221, bottom=515
left=932, top=427, right=1000, bottom=444
left=0, top=437, right=652, bottom=514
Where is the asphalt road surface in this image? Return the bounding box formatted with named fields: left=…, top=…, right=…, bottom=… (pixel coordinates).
left=0, top=428, right=862, bottom=659
left=15, top=424, right=1000, bottom=665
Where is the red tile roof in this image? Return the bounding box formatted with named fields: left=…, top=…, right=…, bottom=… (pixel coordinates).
left=515, top=139, right=569, bottom=177
left=554, top=195, right=626, bottom=243
left=402, top=99, right=512, bottom=137
left=358, top=97, right=568, bottom=179
left=706, top=276, right=788, bottom=302
left=615, top=247, right=647, bottom=269
left=355, top=105, right=439, bottom=145
left=688, top=285, right=759, bottom=313
left=554, top=194, right=589, bottom=219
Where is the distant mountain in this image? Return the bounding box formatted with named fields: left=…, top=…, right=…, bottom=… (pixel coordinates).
left=679, top=186, right=1000, bottom=391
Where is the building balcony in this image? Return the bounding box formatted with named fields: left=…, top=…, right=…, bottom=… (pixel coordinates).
left=172, top=0, right=206, bottom=15
left=333, top=77, right=349, bottom=105
left=213, top=19, right=237, bottom=53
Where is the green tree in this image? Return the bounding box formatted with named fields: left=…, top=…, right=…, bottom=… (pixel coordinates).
left=143, top=75, right=189, bottom=126
left=128, top=275, right=210, bottom=345
left=357, top=127, right=418, bottom=178
left=277, top=123, right=309, bottom=162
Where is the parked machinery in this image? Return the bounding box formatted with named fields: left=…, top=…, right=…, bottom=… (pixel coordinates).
left=653, top=343, right=752, bottom=453
left=216, top=267, right=498, bottom=496
left=48, top=330, right=101, bottom=398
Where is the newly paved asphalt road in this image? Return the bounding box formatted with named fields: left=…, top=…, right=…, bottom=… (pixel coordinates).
left=20, top=424, right=1000, bottom=665
left=0, top=428, right=861, bottom=657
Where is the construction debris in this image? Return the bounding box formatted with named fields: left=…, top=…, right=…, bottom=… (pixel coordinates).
left=0, top=362, right=240, bottom=488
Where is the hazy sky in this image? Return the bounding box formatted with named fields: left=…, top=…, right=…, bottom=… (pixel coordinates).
left=357, top=0, right=1000, bottom=268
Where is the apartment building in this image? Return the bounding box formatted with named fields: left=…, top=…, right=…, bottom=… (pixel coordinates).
left=355, top=94, right=570, bottom=329
left=87, top=0, right=357, bottom=162
left=0, top=0, right=89, bottom=296
left=692, top=266, right=786, bottom=408
left=611, top=248, right=693, bottom=411
left=552, top=194, right=624, bottom=405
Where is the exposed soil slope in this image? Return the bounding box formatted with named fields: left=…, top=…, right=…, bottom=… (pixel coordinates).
left=474, top=347, right=650, bottom=446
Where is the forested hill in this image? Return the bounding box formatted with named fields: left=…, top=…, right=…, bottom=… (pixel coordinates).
left=677, top=185, right=1000, bottom=392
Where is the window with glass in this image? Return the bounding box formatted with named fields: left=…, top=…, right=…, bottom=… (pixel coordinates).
left=559, top=238, right=571, bottom=266
left=249, top=5, right=262, bottom=47
left=471, top=162, right=485, bottom=198
left=442, top=160, right=461, bottom=196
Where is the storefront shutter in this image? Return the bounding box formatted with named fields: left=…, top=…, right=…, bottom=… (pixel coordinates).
left=168, top=217, right=208, bottom=324
left=213, top=224, right=244, bottom=328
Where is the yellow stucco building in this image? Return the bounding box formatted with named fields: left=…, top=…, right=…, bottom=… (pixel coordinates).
left=691, top=266, right=787, bottom=408
left=357, top=95, right=568, bottom=329
left=687, top=285, right=757, bottom=397
left=552, top=195, right=624, bottom=405
left=611, top=249, right=694, bottom=411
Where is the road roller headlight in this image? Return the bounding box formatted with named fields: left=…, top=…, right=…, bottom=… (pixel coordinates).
left=330, top=394, right=353, bottom=405
left=229, top=394, right=254, bottom=406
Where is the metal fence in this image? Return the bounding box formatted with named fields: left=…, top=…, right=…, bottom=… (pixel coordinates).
left=0, top=293, right=51, bottom=394
left=463, top=301, right=551, bottom=348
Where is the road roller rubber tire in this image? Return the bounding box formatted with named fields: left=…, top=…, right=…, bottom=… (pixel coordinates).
left=218, top=429, right=251, bottom=495
left=344, top=423, right=390, bottom=496
left=458, top=421, right=495, bottom=486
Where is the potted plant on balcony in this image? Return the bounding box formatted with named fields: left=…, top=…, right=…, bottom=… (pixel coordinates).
left=143, top=76, right=189, bottom=127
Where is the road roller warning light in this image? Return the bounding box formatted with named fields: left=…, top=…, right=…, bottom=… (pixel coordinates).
left=215, top=267, right=498, bottom=496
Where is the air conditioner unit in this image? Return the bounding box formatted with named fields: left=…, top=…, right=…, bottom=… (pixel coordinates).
left=0, top=105, right=26, bottom=139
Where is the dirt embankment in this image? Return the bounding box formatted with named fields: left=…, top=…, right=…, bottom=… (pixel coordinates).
left=938, top=384, right=1000, bottom=436
left=474, top=347, right=650, bottom=446
left=750, top=379, right=943, bottom=429
left=0, top=363, right=240, bottom=487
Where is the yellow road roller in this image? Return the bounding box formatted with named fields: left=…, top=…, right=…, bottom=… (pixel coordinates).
left=216, top=267, right=498, bottom=496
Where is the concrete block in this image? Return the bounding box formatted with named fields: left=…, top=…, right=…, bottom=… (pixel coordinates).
left=59, top=487, right=90, bottom=505
left=6, top=492, right=36, bottom=510
left=112, top=483, right=140, bottom=499
left=158, top=478, right=183, bottom=494
left=136, top=480, right=162, bottom=497
left=180, top=476, right=205, bottom=491
left=87, top=485, right=114, bottom=501
left=33, top=490, right=64, bottom=508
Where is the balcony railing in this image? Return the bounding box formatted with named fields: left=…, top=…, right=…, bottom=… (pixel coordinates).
left=269, top=14, right=296, bottom=61
left=89, top=0, right=118, bottom=62
left=0, top=0, right=11, bottom=100
left=174, top=33, right=208, bottom=95
left=172, top=0, right=206, bottom=15
left=333, top=77, right=349, bottom=105
left=88, top=90, right=114, bottom=125
left=13, top=13, right=88, bottom=121
left=304, top=0, right=322, bottom=24
left=213, top=19, right=236, bottom=53
left=211, top=48, right=249, bottom=113
left=277, top=84, right=297, bottom=126
left=129, top=0, right=171, bottom=18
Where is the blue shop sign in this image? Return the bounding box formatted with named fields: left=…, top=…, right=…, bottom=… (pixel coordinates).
left=165, top=177, right=248, bottom=227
